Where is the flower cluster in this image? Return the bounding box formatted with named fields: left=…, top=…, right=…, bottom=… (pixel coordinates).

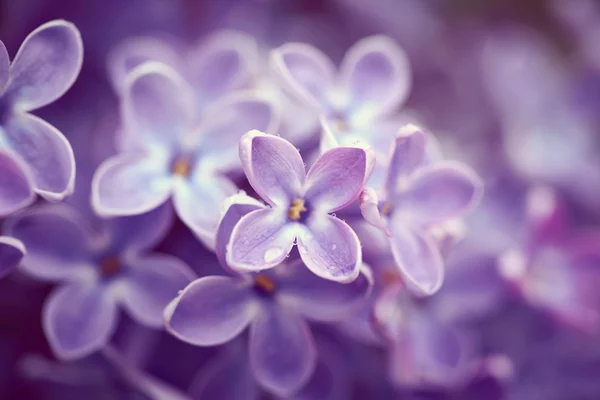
left=2, top=1, right=600, bottom=399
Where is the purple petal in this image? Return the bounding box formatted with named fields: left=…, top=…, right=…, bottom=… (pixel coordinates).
left=116, top=254, right=195, bottom=327
left=305, top=147, right=372, bottom=212
left=5, top=205, right=95, bottom=282
left=199, top=93, right=279, bottom=172
left=239, top=130, right=305, bottom=206
left=278, top=260, right=372, bottom=321
left=405, top=161, right=483, bottom=226
left=43, top=283, right=117, bottom=360
left=226, top=208, right=297, bottom=272
left=188, top=30, right=259, bottom=102
left=215, top=193, right=266, bottom=270
left=0, top=40, right=9, bottom=92
left=3, top=113, right=74, bottom=200
left=270, top=42, right=336, bottom=109
left=122, top=62, right=194, bottom=147
left=388, top=223, right=444, bottom=296
left=165, top=276, right=257, bottom=346
left=297, top=215, right=361, bottom=282
left=359, top=187, right=390, bottom=235
left=5, top=20, right=83, bottom=111
left=0, top=236, right=25, bottom=278
left=173, top=174, right=237, bottom=248
left=339, top=35, right=411, bottom=116
left=249, top=305, right=317, bottom=397
left=92, top=153, right=172, bottom=217
left=0, top=149, right=35, bottom=216
left=385, top=125, right=426, bottom=197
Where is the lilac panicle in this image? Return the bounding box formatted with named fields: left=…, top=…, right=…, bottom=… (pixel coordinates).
left=226, top=130, right=374, bottom=282
left=0, top=20, right=82, bottom=202
left=92, top=62, right=278, bottom=248
left=5, top=203, right=194, bottom=360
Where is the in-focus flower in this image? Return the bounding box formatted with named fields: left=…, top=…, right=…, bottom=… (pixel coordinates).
left=0, top=148, right=34, bottom=216
left=270, top=35, right=411, bottom=155
left=226, top=130, right=374, bottom=282
left=92, top=62, right=277, bottom=248
left=0, top=20, right=82, bottom=201
left=360, top=125, right=483, bottom=295
left=165, top=196, right=372, bottom=397
left=5, top=203, right=194, bottom=360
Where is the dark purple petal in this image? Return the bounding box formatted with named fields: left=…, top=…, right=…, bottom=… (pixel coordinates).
left=122, top=62, right=194, bottom=147
left=0, top=236, right=25, bottom=278
left=305, top=147, right=373, bottom=212
left=227, top=208, right=297, bottom=272
left=92, top=153, right=172, bottom=216
left=249, top=304, right=317, bottom=397
left=3, top=113, right=74, bottom=200
left=239, top=130, right=305, bottom=206
left=405, top=161, right=483, bottom=226
left=5, top=205, right=95, bottom=282
left=297, top=215, right=361, bottom=282
left=43, top=283, right=117, bottom=360
left=0, top=149, right=34, bottom=216
left=385, top=125, right=426, bottom=197
left=5, top=20, right=83, bottom=111
left=339, top=35, right=411, bottom=117
left=0, top=40, right=9, bottom=92
left=165, top=276, right=257, bottom=346
left=117, top=254, right=195, bottom=327
left=278, top=260, right=372, bottom=321
left=388, top=222, right=444, bottom=296
left=269, top=42, right=336, bottom=109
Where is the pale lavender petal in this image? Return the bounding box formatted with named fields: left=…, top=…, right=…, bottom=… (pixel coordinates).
left=297, top=215, right=361, bottom=282
left=249, top=305, right=317, bottom=397
left=188, top=30, right=259, bottom=101
left=405, top=161, right=483, bottom=226
left=239, top=130, right=305, bottom=206
left=43, top=283, right=117, bottom=360
left=0, top=40, right=9, bottom=92
left=215, top=193, right=266, bottom=270
left=5, top=205, right=95, bottom=282
left=359, top=187, right=389, bottom=235
left=270, top=42, right=336, bottom=109
left=339, top=35, right=411, bottom=116
left=226, top=208, right=297, bottom=272
left=122, top=62, right=194, bottom=146
left=165, top=276, right=257, bottom=346
left=305, top=146, right=372, bottom=212
left=385, top=125, right=426, bottom=197
left=173, top=174, right=237, bottom=248
left=5, top=20, right=83, bottom=111
left=0, top=236, right=25, bottom=278
left=199, top=93, right=278, bottom=172
left=116, top=254, right=195, bottom=327
left=92, top=153, right=172, bottom=217
left=388, top=222, right=444, bottom=296
left=278, top=260, right=372, bottom=321
left=3, top=113, right=74, bottom=200
left=0, top=149, right=35, bottom=216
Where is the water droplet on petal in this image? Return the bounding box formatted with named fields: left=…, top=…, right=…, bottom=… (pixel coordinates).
left=331, top=244, right=337, bottom=250
left=264, top=247, right=285, bottom=263
left=177, top=290, right=183, bottom=296
left=331, top=213, right=336, bottom=217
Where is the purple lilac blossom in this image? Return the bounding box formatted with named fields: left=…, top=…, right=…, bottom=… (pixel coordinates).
left=4, top=203, right=194, bottom=360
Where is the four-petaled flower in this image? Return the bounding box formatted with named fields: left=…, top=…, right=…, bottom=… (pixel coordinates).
left=226, top=130, right=374, bottom=282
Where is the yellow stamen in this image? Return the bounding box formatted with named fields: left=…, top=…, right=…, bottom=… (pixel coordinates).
left=100, top=256, right=121, bottom=277
left=172, top=159, right=191, bottom=177
left=335, top=120, right=348, bottom=132
left=254, top=274, right=276, bottom=293
left=381, top=202, right=393, bottom=216
left=288, top=199, right=307, bottom=220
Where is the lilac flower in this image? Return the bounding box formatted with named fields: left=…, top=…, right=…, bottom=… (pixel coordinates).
left=0, top=235, right=25, bottom=278
left=226, top=130, right=374, bottom=282
left=0, top=148, right=34, bottom=216
left=92, top=62, right=277, bottom=248
left=270, top=35, right=410, bottom=154
left=165, top=196, right=372, bottom=397
left=0, top=20, right=82, bottom=201
left=5, top=203, right=194, bottom=360
left=360, top=125, right=483, bottom=295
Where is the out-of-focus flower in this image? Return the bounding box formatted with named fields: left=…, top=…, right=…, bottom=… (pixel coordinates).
left=226, top=130, right=373, bottom=282
left=0, top=20, right=82, bottom=201
left=0, top=235, right=25, bottom=278
left=165, top=194, right=372, bottom=397
left=360, top=125, right=483, bottom=295
left=92, top=62, right=277, bottom=248
left=5, top=203, right=194, bottom=360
